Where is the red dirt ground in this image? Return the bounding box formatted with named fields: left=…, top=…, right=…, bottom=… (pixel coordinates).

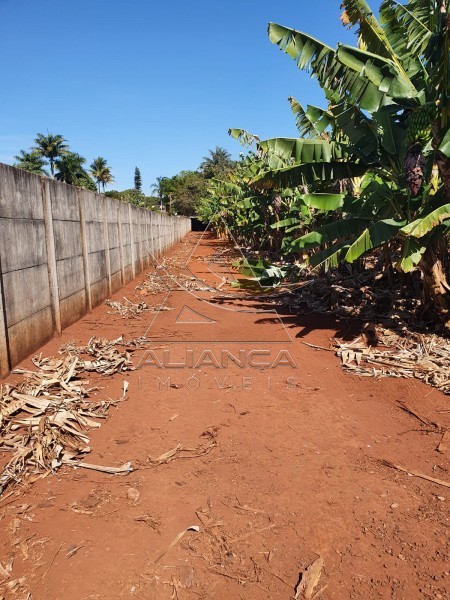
left=0, top=232, right=449, bottom=600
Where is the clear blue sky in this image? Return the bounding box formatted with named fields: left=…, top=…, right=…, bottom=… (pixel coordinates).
left=0, top=0, right=381, bottom=192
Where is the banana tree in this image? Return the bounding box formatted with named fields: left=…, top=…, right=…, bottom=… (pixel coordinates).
left=250, top=0, right=450, bottom=322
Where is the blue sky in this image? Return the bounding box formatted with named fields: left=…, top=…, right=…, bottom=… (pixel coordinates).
left=0, top=0, right=381, bottom=192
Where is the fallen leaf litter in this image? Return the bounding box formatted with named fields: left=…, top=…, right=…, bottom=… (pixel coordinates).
left=0, top=336, right=137, bottom=496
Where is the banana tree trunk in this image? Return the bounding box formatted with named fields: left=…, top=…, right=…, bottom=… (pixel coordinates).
left=419, top=240, right=450, bottom=325
left=418, top=155, right=450, bottom=324
left=437, top=152, right=450, bottom=195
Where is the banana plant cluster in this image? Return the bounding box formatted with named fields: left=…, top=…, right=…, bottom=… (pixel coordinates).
left=261, top=1, right=450, bottom=269
left=197, top=151, right=310, bottom=250
left=199, top=0, right=450, bottom=317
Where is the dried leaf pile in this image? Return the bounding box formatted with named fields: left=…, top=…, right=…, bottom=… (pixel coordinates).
left=137, top=268, right=212, bottom=294
left=287, top=269, right=420, bottom=328
left=58, top=335, right=135, bottom=375
left=335, top=329, right=450, bottom=394
left=0, top=337, right=137, bottom=496
left=105, top=298, right=150, bottom=318
left=136, top=247, right=214, bottom=295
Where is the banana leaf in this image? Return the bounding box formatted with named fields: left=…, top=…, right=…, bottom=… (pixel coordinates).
left=400, top=204, right=450, bottom=237
left=289, top=97, right=334, bottom=137
left=373, top=105, right=406, bottom=160
left=292, top=217, right=369, bottom=249
left=438, top=127, right=450, bottom=157
left=344, top=218, right=406, bottom=262
left=332, top=105, right=378, bottom=161
left=308, top=241, right=351, bottom=269
left=337, top=45, right=417, bottom=101
left=341, top=0, right=400, bottom=62
left=397, top=237, right=427, bottom=272
left=252, top=161, right=368, bottom=189
left=302, top=193, right=345, bottom=210
left=268, top=23, right=418, bottom=112
left=380, top=0, right=431, bottom=58
left=228, top=128, right=260, bottom=147
left=258, top=138, right=352, bottom=163
left=271, top=217, right=300, bottom=229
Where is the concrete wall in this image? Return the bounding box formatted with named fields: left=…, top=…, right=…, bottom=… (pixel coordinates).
left=0, top=163, right=191, bottom=375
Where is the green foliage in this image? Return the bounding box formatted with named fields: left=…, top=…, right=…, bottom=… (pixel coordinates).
left=401, top=204, right=450, bottom=237
left=134, top=167, right=142, bottom=192
left=34, top=133, right=69, bottom=177
left=13, top=133, right=116, bottom=197
left=147, top=147, right=232, bottom=216
left=150, top=176, right=168, bottom=209
left=199, top=147, right=235, bottom=179
left=54, top=152, right=88, bottom=185
left=344, top=218, right=406, bottom=262
left=164, top=170, right=208, bottom=216
left=90, top=157, right=114, bottom=192
left=77, top=176, right=98, bottom=192
left=13, top=150, right=48, bottom=176
left=288, top=98, right=335, bottom=138
left=105, top=188, right=154, bottom=207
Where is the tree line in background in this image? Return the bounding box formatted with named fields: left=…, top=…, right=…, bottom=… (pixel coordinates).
left=12, top=134, right=234, bottom=216
left=105, top=147, right=235, bottom=214
left=14, top=133, right=114, bottom=193
left=197, top=0, right=450, bottom=324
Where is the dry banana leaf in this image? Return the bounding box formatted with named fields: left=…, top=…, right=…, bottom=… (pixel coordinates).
left=334, top=330, right=450, bottom=395
left=0, top=337, right=139, bottom=496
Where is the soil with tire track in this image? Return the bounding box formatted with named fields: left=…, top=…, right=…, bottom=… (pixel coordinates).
left=0, top=231, right=449, bottom=600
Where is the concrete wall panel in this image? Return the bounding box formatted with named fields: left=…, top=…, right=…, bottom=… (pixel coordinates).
left=60, top=290, right=87, bottom=329
left=53, top=221, right=83, bottom=260
left=8, top=307, right=53, bottom=367
left=57, top=256, right=85, bottom=300
left=0, top=163, right=44, bottom=219
left=108, top=222, right=120, bottom=249
left=0, top=219, right=47, bottom=273
left=109, top=247, right=121, bottom=276
left=89, top=250, right=107, bottom=284
left=90, top=279, right=108, bottom=308
left=49, top=180, right=79, bottom=221
left=111, top=271, right=122, bottom=294
left=87, top=221, right=106, bottom=253
left=3, top=265, right=51, bottom=327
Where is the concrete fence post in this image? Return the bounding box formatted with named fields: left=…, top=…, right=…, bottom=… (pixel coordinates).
left=158, top=214, right=162, bottom=257
left=137, top=208, right=143, bottom=272
left=149, top=212, right=154, bottom=258
left=0, top=253, right=10, bottom=377
left=102, top=197, right=112, bottom=296
left=42, top=178, right=62, bottom=335
left=117, top=202, right=125, bottom=286
left=77, top=189, right=92, bottom=312
left=128, top=203, right=136, bottom=279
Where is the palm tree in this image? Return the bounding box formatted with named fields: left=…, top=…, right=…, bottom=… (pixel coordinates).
left=34, top=133, right=69, bottom=178
left=13, top=150, right=48, bottom=176
left=54, top=152, right=87, bottom=185
left=199, top=147, right=235, bottom=179
left=150, top=176, right=168, bottom=210
left=90, top=157, right=114, bottom=192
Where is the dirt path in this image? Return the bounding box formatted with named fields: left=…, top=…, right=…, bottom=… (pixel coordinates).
left=1, top=232, right=449, bottom=600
